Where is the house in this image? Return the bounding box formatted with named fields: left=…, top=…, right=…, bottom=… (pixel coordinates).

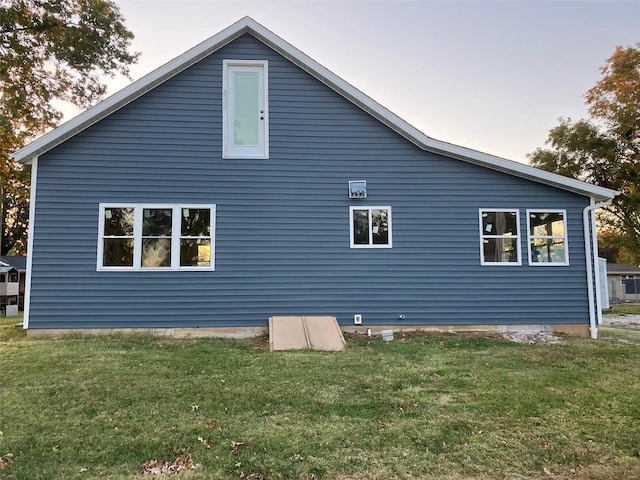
left=0, top=256, right=27, bottom=310
left=0, top=262, right=19, bottom=317
left=13, top=17, right=618, bottom=339
left=606, top=263, right=640, bottom=303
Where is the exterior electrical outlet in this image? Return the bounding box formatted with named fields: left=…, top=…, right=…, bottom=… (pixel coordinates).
left=354, top=314, right=362, bottom=325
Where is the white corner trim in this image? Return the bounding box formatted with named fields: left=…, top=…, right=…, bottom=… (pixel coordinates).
left=22, top=157, right=38, bottom=329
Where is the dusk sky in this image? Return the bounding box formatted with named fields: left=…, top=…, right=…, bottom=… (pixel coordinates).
left=103, top=0, right=639, bottom=164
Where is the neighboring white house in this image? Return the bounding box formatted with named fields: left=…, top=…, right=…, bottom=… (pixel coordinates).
left=606, top=263, right=640, bottom=303
left=0, top=263, right=19, bottom=317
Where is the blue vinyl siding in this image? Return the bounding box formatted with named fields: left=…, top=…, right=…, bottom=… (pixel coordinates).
left=28, top=34, right=592, bottom=329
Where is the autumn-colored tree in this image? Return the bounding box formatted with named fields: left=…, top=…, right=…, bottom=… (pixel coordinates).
left=529, top=44, right=640, bottom=264
left=0, top=0, right=138, bottom=254
left=598, top=230, right=637, bottom=265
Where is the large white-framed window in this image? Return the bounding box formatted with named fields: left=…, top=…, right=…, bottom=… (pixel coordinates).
left=223, top=60, right=268, bottom=159
left=349, top=206, right=392, bottom=248
left=479, top=209, right=521, bottom=265
left=98, top=204, right=216, bottom=271
left=527, top=210, right=569, bottom=266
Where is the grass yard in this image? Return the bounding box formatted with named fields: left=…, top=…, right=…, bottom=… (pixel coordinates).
left=603, top=303, right=640, bottom=316
left=0, top=320, right=639, bottom=479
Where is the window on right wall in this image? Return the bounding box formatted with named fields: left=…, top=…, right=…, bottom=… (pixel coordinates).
left=527, top=210, right=568, bottom=265
left=349, top=206, right=392, bottom=248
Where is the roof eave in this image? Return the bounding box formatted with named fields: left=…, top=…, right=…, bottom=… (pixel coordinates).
left=13, top=16, right=256, bottom=164
left=12, top=17, right=620, bottom=202
left=251, top=22, right=619, bottom=201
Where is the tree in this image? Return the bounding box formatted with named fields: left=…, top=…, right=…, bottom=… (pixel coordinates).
left=0, top=0, right=138, bottom=255
left=529, top=44, right=640, bottom=264
left=598, top=230, right=637, bottom=264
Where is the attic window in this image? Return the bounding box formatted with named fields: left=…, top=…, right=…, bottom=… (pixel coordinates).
left=223, top=60, right=268, bottom=159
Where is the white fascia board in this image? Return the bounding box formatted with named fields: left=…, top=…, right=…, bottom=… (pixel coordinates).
left=12, top=17, right=619, bottom=202
left=248, top=21, right=619, bottom=202
left=12, top=16, right=256, bottom=164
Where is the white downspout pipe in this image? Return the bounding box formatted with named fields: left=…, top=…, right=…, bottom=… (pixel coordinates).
left=583, top=198, right=612, bottom=339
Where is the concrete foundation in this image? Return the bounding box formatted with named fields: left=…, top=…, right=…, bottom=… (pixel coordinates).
left=26, top=323, right=591, bottom=339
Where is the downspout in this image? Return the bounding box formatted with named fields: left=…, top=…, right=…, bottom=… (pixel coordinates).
left=583, top=198, right=612, bottom=339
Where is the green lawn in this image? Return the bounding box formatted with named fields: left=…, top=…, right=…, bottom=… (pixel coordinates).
left=603, top=303, right=640, bottom=315
left=0, top=313, right=25, bottom=342
left=1, top=323, right=639, bottom=479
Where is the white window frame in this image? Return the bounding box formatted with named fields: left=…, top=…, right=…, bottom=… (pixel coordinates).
left=479, top=209, right=522, bottom=266
left=222, top=60, right=269, bottom=159
left=349, top=206, right=392, bottom=249
left=97, top=204, right=216, bottom=271
left=526, top=209, right=569, bottom=266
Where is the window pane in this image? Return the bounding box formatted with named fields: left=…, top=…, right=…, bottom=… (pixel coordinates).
left=371, top=209, right=389, bottom=245
left=142, top=238, right=171, bottom=267
left=233, top=71, right=259, bottom=146
left=103, top=238, right=134, bottom=266
left=530, top=212, right=565, bottom=236
left=352, top=210, right=369, bottom=245
left=142, top=209, right=172, bottom=236
left=482, top=211, right=517, bottom=236
left=181, top=208, right=210, bottom=236
left=180, top=239, right=211, bottom=267
left=531, top=238, right=566, bottom=263
left=483, top=238, right=518, bottom=263
left=104, top=208, right=134, bottom=236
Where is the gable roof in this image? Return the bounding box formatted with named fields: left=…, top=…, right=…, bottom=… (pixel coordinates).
left=0, top=265, right=18, bottom=274
left=606, top=263, right=640, bottom=274
left=0, top=256, right=27, bottom=271
left=13, top=16, right=618, bottom=202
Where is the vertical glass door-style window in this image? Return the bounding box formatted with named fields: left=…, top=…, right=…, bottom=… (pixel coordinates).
left=350, top=207, right=392, bottom=248
left=223, top=61, right=268, bottom=158
left=102, top=207, right=134, bottom=267
left=233, top=72, right=260, bottom=146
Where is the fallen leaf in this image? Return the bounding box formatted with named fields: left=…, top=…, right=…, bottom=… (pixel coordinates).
left=0, top=453, right=14, bottom=470
left=543, top=466, right=556, bottom=477
left=231, top=441, right=248, bottom=456
left=206, top=420, right=219, bottom=430
left=197, top=436, right=215, bottom=449
left=141, top=453, right=195, bottom=476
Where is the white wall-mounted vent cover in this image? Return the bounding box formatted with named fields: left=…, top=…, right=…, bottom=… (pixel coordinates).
left=349, top=180, right=367, bottom=199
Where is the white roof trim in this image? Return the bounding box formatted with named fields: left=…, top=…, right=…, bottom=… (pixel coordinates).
left=13, top=16, right=618, bottom=201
